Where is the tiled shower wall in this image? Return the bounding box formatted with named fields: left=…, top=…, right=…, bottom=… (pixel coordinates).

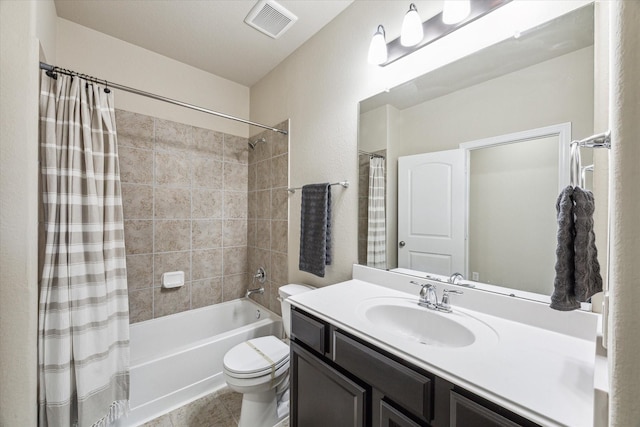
left=117, top=109, right=253, bottom=323
left=246, top=121, right=290, bottom=316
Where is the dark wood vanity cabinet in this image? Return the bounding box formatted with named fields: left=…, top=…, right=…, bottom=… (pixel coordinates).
left=290, top=307, right=540, bottom=427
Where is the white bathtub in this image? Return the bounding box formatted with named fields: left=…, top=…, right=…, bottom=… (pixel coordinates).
left=117, top=298, right=283, bottom=426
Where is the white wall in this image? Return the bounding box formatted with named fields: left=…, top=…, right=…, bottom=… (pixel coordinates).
left=56, top=18, right=250, bottom=137
left=0, top=1, right=57, bottom=424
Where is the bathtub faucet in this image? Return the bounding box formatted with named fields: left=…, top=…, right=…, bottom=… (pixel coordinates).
left=246, top=286, right=265, bottom=298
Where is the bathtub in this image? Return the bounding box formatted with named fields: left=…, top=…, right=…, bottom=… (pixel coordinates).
left=117, top=298, right=283, bottom=426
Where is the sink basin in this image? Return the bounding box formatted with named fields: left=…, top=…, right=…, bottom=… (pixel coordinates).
left=357, top=297, right=497, bottom=348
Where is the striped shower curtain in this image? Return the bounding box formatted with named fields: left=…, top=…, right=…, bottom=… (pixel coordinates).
left=38, top=71, right=130, bottom=426
left=367, top=157, right=387, bottom=269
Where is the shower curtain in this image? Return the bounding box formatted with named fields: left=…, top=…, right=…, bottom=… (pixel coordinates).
left=38, top=71, right=130, bottom=426
left=367, top=157, right=387, bottom=269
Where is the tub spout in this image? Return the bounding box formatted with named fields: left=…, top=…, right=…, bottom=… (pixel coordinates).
left=246, top=286, right=265, bottom=298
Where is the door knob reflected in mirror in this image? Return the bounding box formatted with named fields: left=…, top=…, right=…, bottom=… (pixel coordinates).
left=399, top=241, right=406, bottom=248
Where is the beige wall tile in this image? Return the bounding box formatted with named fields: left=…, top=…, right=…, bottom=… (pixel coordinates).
left=224, top=192, right=247, bottom=219
left=154, top=251, right=191, bottom=286
left=192, top=157, right=223, bottom=189
left=248, top=247, right=270, bottom=279
left=223, top=219, right=247, bottom=247
left=124, top=220, right=153, bottom=255
left=119, top=146, right=153, bottom=184
left=116, top=110, right=154, bottom=150
left=128, top=288, right=153, bottom=323
left=256, top=159, right=271, bottom=190
left=155, top=118, right=192, bottom=152
left=271, top=220, right=288, bottom=253
left=247, top=190, right=257, bottom=220
left=154, top=285, right=190, bottom=318
left=271, top=154, right=288, bottom=188
left=271, top=252, right=288, bottom=285
left=255, top=220, right=271, bottom=250
left=193, top=127, right=223, bottom=158
left=223, top=246, right=247, bottom=276
left=192, top=189, right=223, bottom=219
left=155, top=151, right=191, bottom=187
left=271, top=123, right=289, bottom=157
left=154, top=220, right=191, bottom=252
left=255, top=190, right=271, bottom=220
left=154, top=187, right=191, bottom=219
left=192, top=249, right=223, bottom=280
left=126, top=254, right=153, bottom=290
left=121, top=183, right=153, bottom=220
left=192, top=219, right=222, bottom=249
left=223, top=162, right=248, bottom=192
left=223, top=273, right=248, bottom=302
left=267, top=281, right=281, bottom=315
left=248, top=133, right=271, bottom=164
left=248, top=163, right=257, bottom=192
left=271, top=188, right=288, bottom=220
left=224, top=134, right=248, bottom=164
left=247, top=220, right=256, bottom=248
left=191, top=277, right=223, bottom=309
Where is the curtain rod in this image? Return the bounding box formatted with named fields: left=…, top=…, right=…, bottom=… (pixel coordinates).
left=39, top=62, right=288, bottom=135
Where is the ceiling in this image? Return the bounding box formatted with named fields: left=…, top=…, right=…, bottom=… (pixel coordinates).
left=54, top=0, right=354, bottom=87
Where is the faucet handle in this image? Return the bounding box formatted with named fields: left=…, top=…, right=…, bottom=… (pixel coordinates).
left=439, top=289, right=463, bottom=312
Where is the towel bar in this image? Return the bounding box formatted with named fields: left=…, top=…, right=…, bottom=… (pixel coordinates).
left=288, top=181, right=349, bottom=194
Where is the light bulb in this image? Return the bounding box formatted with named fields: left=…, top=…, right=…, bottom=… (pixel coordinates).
left=367, top=25, right=387, bottom=65
left=401, top=3, right=424, bottom=47
left=442, top=0, right=471, bottom=25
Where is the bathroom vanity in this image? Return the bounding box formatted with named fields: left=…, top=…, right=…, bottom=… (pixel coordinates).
left=288, top=266, right=600, bottom=427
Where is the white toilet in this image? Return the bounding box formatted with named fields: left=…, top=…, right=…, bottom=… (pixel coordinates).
left=223, top=284, right=315, bottom=427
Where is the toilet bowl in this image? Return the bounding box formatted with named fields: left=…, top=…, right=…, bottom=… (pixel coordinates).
left=223, top=284, right=315, bottom=427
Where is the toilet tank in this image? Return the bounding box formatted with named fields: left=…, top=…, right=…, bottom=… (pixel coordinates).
left=279, top=284, right=315, bottom=337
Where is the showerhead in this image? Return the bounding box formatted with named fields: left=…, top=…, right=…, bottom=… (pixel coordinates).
left=248, top=137, right=267, bottom=149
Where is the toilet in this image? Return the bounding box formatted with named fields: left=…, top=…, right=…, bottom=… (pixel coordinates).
left=223, top=284, right=315, bottom=427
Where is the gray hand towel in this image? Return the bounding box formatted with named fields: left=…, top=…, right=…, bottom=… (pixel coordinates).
left=550, top=186, right=581, bottom=311
left=572, top=187, right=603, bottom=301
left=299, top=183, right=332, bottom=277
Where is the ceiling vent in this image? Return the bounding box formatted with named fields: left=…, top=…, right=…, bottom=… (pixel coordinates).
left=244, top=0, right=298, bottom=39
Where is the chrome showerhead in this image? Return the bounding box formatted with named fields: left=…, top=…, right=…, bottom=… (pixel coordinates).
left=248, top=137, right=266, bottom=149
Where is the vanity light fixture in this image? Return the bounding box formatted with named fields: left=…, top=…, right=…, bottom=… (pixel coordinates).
left=401, top=3, right=424, bottom=47
left=367, top=25, right=388, bottom=65
left=442, top=0, right=471, bottom=25
left=368, top=0, right=512, bottom=66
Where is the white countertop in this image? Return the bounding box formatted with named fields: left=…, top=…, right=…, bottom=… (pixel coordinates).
left=289, top=279, right=597, bottom=427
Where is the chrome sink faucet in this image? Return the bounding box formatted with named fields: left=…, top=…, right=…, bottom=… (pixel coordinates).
left=411, top=281, right=463, bottom=312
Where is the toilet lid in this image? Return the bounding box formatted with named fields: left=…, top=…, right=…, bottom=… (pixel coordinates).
left=224, top=336, right=289, bottom=377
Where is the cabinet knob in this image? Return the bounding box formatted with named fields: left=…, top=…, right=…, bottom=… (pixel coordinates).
left=399, top=241, right=406, bottom=248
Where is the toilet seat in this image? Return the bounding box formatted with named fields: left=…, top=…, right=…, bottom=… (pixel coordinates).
left=224, top=336, right=289, bottom=379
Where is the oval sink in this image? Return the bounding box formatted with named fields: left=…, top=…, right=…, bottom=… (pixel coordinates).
left=357, top=297, right=497, bottom=349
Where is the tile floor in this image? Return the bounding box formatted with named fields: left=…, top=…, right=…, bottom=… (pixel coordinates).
left=142, top=387, right=289, bottom=427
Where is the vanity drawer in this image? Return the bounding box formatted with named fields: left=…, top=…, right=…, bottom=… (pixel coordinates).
left=333, top=331, right=433, bottom=422
left=291, top=308, right=328, bottom=355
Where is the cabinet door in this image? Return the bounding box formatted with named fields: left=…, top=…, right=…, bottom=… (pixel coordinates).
left=291, top=341, right=367, bottom=427
left=450, top=391, right=522, bottom=427
left=380, top=400, right=423, bottom=427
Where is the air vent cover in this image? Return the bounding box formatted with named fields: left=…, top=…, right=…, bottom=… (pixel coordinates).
left=244, top=0, right=298, bottom=39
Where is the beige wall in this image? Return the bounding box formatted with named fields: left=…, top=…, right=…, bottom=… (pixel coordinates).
left=250, top=0, right=591, bottom=287
left=56, top=18, right=250, bottom=137
left=0, top=0, right=56, bottom=424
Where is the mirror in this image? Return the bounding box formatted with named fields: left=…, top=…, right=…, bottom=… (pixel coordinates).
left=357, top=4, right=596, bottom=302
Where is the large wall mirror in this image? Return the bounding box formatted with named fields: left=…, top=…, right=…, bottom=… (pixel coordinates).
left=357, top=4, right=600, bottom=303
